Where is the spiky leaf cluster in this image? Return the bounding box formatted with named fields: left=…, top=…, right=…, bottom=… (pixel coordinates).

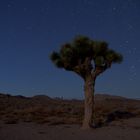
left=50, top=36, right=123, bottom=75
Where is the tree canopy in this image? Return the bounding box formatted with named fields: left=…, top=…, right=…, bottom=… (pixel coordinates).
left=50, top=36, right=123, bottom=80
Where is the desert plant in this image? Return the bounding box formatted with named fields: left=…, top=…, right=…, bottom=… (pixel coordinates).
left=50, top=35, right=123, bottom=129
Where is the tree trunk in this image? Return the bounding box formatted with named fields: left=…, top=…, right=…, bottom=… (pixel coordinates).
left=82, top=75, right=95, bottom=129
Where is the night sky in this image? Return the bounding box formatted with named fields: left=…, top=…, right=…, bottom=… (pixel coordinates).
left=0, top=0, right=140, bottom=99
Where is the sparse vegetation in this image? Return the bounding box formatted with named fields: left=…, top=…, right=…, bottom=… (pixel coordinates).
left=0, top=93, right=139, bottom=126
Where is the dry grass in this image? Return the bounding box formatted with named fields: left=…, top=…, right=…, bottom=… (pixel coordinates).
left=0, top=93, right=140, bottom=125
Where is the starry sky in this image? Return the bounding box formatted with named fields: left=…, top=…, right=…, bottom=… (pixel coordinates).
left=0, top=0, right=140, bottom=99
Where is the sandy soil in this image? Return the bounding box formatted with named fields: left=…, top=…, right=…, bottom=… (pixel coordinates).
left=0, top=93, right=140, bottom=140
left=0, top=118, right=140, bottom=140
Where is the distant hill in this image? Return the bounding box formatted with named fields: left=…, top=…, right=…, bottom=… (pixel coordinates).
left=95, top=94, right=126, bottom=101
left=33, top=95, right=52, bottom=100
left=0, top=92, right=137, bottom=101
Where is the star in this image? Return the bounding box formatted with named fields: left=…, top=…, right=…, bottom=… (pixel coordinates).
left=7, top=1, right=14, bottom=8
left=112, top=7, right=117, bottom=11
left=23, top=8, right=27, bottom=12
left=125, top=40, right=129, bottom=44
left=8, top=4, right=12, bottom=8
left=130, top=65, right=135, bottom=70
left=128, top=24, right=134, bottom=31
left=120, top=44, right=128, bottom=49
left=132, top=48, right=137, bottom=54
left=129, top=64, right=137, bottom=81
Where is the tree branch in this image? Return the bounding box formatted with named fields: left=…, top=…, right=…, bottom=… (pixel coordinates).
left=73, top=57, right=93, bottom=80
left=91, top=67, right=105, bottom=79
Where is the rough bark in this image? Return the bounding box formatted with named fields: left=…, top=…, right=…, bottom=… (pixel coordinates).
left=82, top=75, right=95, bottom=129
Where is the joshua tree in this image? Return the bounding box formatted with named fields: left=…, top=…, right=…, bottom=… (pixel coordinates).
left=50, top=36, right=123, bottom=129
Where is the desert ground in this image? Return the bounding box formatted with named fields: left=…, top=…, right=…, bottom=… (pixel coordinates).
left=0, top=93, right=140, bottom=140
